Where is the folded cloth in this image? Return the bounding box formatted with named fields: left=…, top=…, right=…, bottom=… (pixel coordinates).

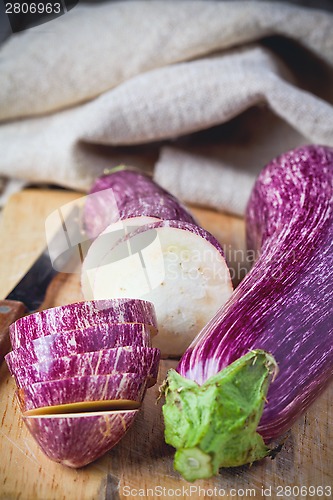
left=155, top=147, right=255, bottom=216
left=1, top=1, right=333, bottom=215
left=154, top=105, right=310, bottom=216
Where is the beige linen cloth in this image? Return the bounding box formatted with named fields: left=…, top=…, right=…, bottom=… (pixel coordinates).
left=1, top=0, right=333, bottom=215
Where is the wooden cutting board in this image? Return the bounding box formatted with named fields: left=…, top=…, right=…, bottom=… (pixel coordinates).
left=0, top=189, right=332, bottom=500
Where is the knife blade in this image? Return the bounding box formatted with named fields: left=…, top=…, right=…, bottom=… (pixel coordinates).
left=0, top=204, right=84, bottom=364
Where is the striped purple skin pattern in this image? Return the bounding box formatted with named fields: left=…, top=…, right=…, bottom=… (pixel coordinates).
left=84, top=168, right=195, bottom=237
left=178, top=145, right=333, bottom=442
left=24, top=410, right=139, bottom=468
left=19, top=372, right=148, bottom=411
left=9, top=298, right=157, bottom=349
left=5, top=323, right=152, bottom=374
left=119, top=194, right=196, bottom=225
left=12, top=347, right=160, bottom=388
left=88, top=169, right=168, bottom=212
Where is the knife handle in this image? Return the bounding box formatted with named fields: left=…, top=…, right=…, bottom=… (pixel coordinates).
left=0, top=300, right=27, bottom=365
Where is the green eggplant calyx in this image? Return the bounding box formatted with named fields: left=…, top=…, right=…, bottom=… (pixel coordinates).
left=161, top=350, right=278, bottom=481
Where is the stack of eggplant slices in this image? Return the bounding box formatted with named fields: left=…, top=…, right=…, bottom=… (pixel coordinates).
left=5, top=167, right=233, bottom=468
left=6, top=299, right=160, bottom=467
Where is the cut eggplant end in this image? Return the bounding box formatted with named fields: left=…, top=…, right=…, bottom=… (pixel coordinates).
left=23, top=408, right=139, bottom=468
left=81, top=216, right=160, bottom=298
left=22, top=399, right=141, bottom=417
left=174, top=447, right=215, bottom=482
left=87, top=222, right=233, bottom=356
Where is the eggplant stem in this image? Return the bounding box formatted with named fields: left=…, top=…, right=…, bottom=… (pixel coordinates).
left=162, top=350, right=276, bottom=481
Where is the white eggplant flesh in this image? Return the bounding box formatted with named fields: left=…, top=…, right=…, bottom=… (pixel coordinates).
left=82, top=220, right=233, bottom=356
left=81, top=216, right=159, bottom=299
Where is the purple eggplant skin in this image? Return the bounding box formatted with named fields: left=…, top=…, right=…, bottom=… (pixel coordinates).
left=24, top=409, right=139, bottom=468
left=178, top=145, right=333, bottom=443
left=10, top=298, right=157, bottom=350
left=18, top=372, right=148, bottom=412
left=83, top=167, right=195, bottom=238
left=88, top=168, right=168, bottom=212
left=118, top=194, right=196, bottom=225
left=6, top=323, right=152, bottom=373
left=12, top=346, right=160, bottom=388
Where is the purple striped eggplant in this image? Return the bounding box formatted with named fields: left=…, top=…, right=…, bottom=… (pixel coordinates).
left=12, top=346, right=160, bottom=388
left=5, top=323, right=152, bottom=373
left=83, top=166, right=196, bottom=238
left=10, top=298, right=157, bottom=349
left=8, top=297, right=160, bottom=468
left=24, top=409, right=139, bottom=468
left=81, top=168, right=232, bottom=356
left=118, top=194, right=196, bottom=225
left=161, top=145, right=333, bottom=481
left=84, top=220, right=233, bottom=357
left=18, top=372, right=148, bottom=412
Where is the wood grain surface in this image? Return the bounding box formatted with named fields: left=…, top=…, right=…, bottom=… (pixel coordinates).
left=0, top=189, right=332, bottom=500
